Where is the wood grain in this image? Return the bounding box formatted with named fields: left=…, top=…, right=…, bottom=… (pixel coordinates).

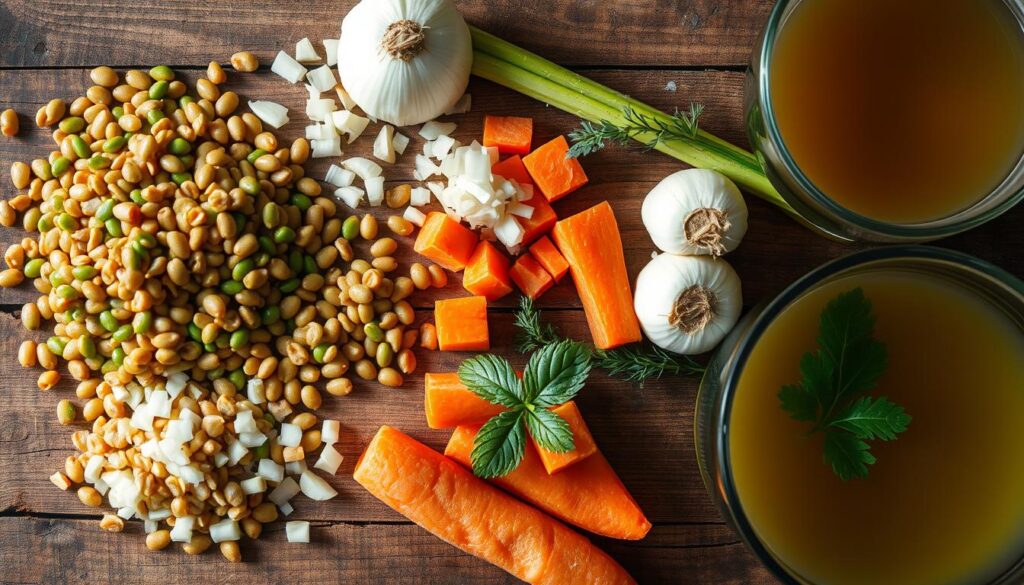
left=0, top=0, right=772, bottom=69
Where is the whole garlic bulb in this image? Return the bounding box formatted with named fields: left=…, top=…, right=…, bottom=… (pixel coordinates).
left=633, top=253, right=743, bottom=355
left=338, top=0, right=472, bottom=127
left=641, top=168, right=748, bottom=256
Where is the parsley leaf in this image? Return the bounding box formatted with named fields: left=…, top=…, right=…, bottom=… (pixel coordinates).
left=472, top=410, right=527, bottom=478
left=524, top=340, right=592, bottom=407
left=778, top=287, right=910, bottom=481
left=525, top=408, right=574, bottom=454
left=458, top=354, right=524, bottom=408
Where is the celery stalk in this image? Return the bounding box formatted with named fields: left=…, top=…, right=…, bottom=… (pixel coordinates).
left=470, top=26, right=793, bottom=214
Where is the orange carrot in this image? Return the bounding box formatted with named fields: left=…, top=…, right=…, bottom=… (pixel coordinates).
left=424, top=372, right=506, bottom=429
left=435, top=296, right=489, bottom=351
left=355, top=427, right=637, bottom=585
left=483, top=115, right=533, bottom=155
left=528, top=236, right=569, bottom=282
left=532, top=401, right=597, bottom=474
left=491, top=154, right=533, bottom=186
left=552, top=202, right=641, bottom=350
left=522, top=136, right=588, bottom=202
left=414, top=212, right=478, bottom=272
left=462, top=241, right=514, bottom=301
left=510, top=254, right=555, bottom=300
left=518, top=197, right=558, bottom=247
left=446, top=425, right=652, bottom=541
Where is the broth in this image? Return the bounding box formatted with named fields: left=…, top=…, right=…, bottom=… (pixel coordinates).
left=729, top=270, right=1024, bottom=584
left=769, top=0, right=1024, bottom=223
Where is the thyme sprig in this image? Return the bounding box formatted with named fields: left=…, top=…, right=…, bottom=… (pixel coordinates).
left=567, top=103, right=705, bottom=159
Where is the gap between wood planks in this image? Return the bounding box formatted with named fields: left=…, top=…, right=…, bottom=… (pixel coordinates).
left=0, top=64, right=749, bottom=73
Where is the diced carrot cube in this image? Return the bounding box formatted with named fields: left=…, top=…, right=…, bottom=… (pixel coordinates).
left=491, top=155, right=533, bottom=186
left=463, top=241, right=514, bottom=301
left=531, top=401, right=598, bottom=474
left=414, top=212, right=478, bottom=272
left=483, top=115, right=533, bottom=155
left=509, top=255, right=554, bottom=300
left=424, top=373, right=507, bottom=429
left=518, top=197, right=558, bottom=247
left=435, top=296, right=489, bottom=351
left=522, top=136, right=588, bottom=202
left=528, top=236, right=569, bottom=282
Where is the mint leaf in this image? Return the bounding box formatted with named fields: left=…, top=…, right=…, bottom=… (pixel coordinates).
left=524, top=340, right=592, bottom=407
left=830, top=396, right=911, bottom=441
left=459, top=354, right=524, bottom=408
left=823, top=430, right=876, bottom=481
left=471, top=410, right=526, bottom=478
left=525, top=408, right=574, bottom=454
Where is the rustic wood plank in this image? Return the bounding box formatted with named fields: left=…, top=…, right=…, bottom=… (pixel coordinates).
left=0, top=516, right=774, bottom=584
left=0, top=0, right=771, bottom=69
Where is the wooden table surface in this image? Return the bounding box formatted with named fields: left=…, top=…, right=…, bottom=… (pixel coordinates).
left=0, top=1, right=1021, bottom=583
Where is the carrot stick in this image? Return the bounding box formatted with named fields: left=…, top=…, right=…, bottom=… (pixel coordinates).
left=552, top=201, right=641, bottom=349
left=424, top=372, right=507, bottom=429
left=446, top=424, right=652, bottom=541
left=355, top=426, right=637, bottom=585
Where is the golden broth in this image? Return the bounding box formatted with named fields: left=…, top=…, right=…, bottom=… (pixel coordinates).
left=729, top=270, right=1024, bottom=584
left=769, top=0, right=1024, bottom=223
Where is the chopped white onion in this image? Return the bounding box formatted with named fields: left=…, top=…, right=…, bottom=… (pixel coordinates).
left=278, top=423, right=302, bottom=448
left=420, top=120, right=458, bottom=140
left=334, top=186, right=365, bottom=209
left=213, top=451, right=230, bottom=468
left=286, top=521, right=310, bottom=543
left=258, top=458, right=285, bottom=483
left=286, top=459, right=307, bottom=476
left=311, top=136, right=342, bottom=159
left=238, top=431, right=267, bottom=448
left=226, top=440, right=249, bottom=465
left=117, top=507, right=135, bottom=520
left=272, top=50, right=308, bottom=83
left=321, top=420, right=340, bottom=444
left=335, top=86, right=358, bottom=111
left=148, top=390, right=171, bottom=418
left=210, top=519, right=241, bottom=543
left=324, top=164, right=355, bottom=188
left=247, top=378, right=266, bottom=404
left=299, top=469, right=338, bottom=501
left=306, top=98, right=337, bottom=122
left=248, top=100, right=290, bottom=129
left=495, top=215, right=525, bottom=248
left=306, top=65, right=337, bottom=93
left=426, top=181, right=445, bottom=198
left=331, top=110, right=370, bottom=143
left=463, top=148, right=492, bottom=184
left=414, top=155, right=440, bottom=181
left=240, top=476, right=267, bottom=495
left=233, top=410, right=257, bottom=434
left=129, top=404, right=154, bottom=432
left=445, top=94, right=473, bottom=115
left=410, top=186, right=431, bottom=207
left=341, top=157, right=382, bottom=180
left=269, top=477, right=300, bottom=506
left=508, top=202, right=536, bottom=219
left=372, top=125, right=396, bottom=163
left=365, top=176, right=385, bottom=206
left=144, top=520, right=158, bottom=534
left=84, top=455, right=106, bottom=483
left=279, top=502, right=295, bottom=516
left=323, top=39, right=339, bottom=66
left=392, top=132, right=410, bottom=155
left=403, top=206, right=427, bottom=227
left=165, top=419, right=193, bottom=443
left=165, top=372, right=187, bottom=397
left=314, top=444, right=344, bottom=475
left=432, top=135, right=457, bottom=160
left=178, top=464, right=204, bottom=485
left=170, top=516, right=194, bottom=542
left=148, top=508, right=171, bottom=521
left=296, top=37, right=320, bottom=63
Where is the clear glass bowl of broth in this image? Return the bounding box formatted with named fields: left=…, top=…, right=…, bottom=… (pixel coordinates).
left=695, top=246, right=1024, bottom=584
left=746, top=0, right=1024, bottom=242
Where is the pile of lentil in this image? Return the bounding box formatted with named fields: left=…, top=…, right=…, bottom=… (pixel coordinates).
left=0, top=59, right=442, bottom=561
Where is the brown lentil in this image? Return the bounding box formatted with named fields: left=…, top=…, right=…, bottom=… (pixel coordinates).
left=428, top=264, right=448, bottom=288
left=230, top=51, right=259, bottom=72
left=100, top=514, right=125, bottom=532
left=1, top=108, right=18, bottom=137
left=146, top=530, right=172, bottom=551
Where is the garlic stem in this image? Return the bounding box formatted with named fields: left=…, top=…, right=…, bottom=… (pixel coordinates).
left=382, top=20, right=427, bottom=61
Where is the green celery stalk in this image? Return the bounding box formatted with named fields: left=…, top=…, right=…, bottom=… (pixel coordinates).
left=470, top=26, right=793, bottom=214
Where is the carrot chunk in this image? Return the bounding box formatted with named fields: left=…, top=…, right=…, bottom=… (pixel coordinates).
left=355, top=426, right=637, bottom=584
left=532, top=401, right=597, bottom=474
left=483, top=115, right=533, bottom=155
left=463, top=241, right=514, bottom=301
left=510, top=255, right=555, bottom=300
left=491, top=154, right=533, bottom=186
left=435, top=296, right=489, bottom=351
left=552, top=202, right=641, bottom=349
left=528, top=236, right=569, bottom=282
left=522, top=136, right=588, bottom=202
left=518, top=197, right=558, bottom=247
left=446, top=425, right=652, bottom=541
left=424, top=372, right=507, bottom=429
left=414, top=212, right=478, bottom=272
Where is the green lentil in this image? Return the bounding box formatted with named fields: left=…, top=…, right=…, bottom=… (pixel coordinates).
left=79, top=335, right=97, bottom=359
left=47, top=336, right=67, bottom=356
left=112, top=324, right=134, bottom=343
left=220, top=280, right=244, bottom=295
left=168, top=137, right=192, bottom=155
left=149, top=80, right=170, bottom=100
left=104, top=218, right=123, bottom=237
left=273, top=226, right=295, bottom=244
left=73, top=266, right=97, bottom=280
left=342, top=216, right=360, bottom=240
left=23, top=258, right=44, bottom=278
left=229, top=329, right=249, bottom=350
left=111, top=347, right=125, bottom=366
left=364, top=322, right=385, bottom=343
left=88, top=155, right=111, bottom=170
left=99, top=310, right=119, bottom=332
left=103, top=136, right=127, bottom=153
left=59, top=117, right=85, bottom=134
left=239, top=176, right=260, bottom=196
left=149, top=65, right=175, bottom=81
left=146, top=109, right=164, bottom=125
left=50, top=157, right=71, bottom=177
left=132, top=311, right=152, bottom=334
left=71, top=135, right=91, bottom=158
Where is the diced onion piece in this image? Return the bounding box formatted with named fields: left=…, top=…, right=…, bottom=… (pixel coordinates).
left=271, top=51, right=307, bottom=84
left=508, top=203, right=536, bottom=219
left=84, top=455, right=106, bottom=483
left=129, top=405, right=154, bottom=432
left=305, top=124, right=322, bottom=140
left=486, top=146, right=499, bottom=165
left=414, top=155, right=440, bottom=181
left=445, top=94, right=472, bottom=115
left=257, top=458, right=285, bottom=483
left=285, top=459, right=307, bottom=476
left=279, top=502, right=295, bottom=516
left=144, top=520, right=158, bottom=534
left=373, top=125, right=396, bottom=163
left=148, top=390, right=171, bottom=418
left=165, top=372, right=187, bottom=397
left=247, top=378, right=266, bottom=404
left=117, top=507, right=135, bottom=520
left=341, top=157, right=382, bottom=181
left=426, top=181, right=445, bottom=198
left=410, top=186, right=430, bottom=207
left=240, top=476, right=267, bottom=495
left=419, top=120, right=457, bottom=140
left=299, top=469, right=338, bottom=501
left=311, top=136, right=342, bottom=159
left=456, top=175, right=494, bottom=204
left=226, top=440, right=249, bottom=465
left=179, top=464, right=206, bottom=486
left=314, top=444, right=344, bottom=475
left=365, top=176, right=385, bottom=206
left=268, top=477, right=300, bottom=506
left=392, top=132, right=410, bottom=155
left=306, top=98, right=337, bottom=122
left=213, top=452, right=229, bottom=468
left=295, top=37, right=320, bottom=63
left=331, top=110, right=370, bottom=143
left=149, top=508, right=171, bottom=521
left=495, top=215, right=525, bottom=248
left=286, top=521, right=310, bottom=543
left=324, top=164, right=353, bottom=187
left=233, top=409, right=257, bottom=434
left=334, top=85, right=358, bottom=111
left=210, top=519, right=241, bottom=543
left=249, top=100, right=290, bottom=129
left=321, top=420, right=341, bottom=444
left=323, top=39, right=339, bottom=66
left=170, top=516, right=194, bottom=543
left=165, top=419, right=193, bottom=443
left=464, top=148, right=492, bottom=184
left=306, top=65, right=337, bottom=93
left=432, top=135, right=457, bottom=160
left=403, top=206, right=427, bottom=227
left=278, top=423, right=302, bottom=448
left=334, top=186, right=365, bottom=209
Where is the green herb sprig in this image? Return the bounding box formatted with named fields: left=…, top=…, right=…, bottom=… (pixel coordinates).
left=778, top=287, right=911, bottom=481
left=567, top=103, right=705, bottom=159
left=460, top=340, right=592, bottom=478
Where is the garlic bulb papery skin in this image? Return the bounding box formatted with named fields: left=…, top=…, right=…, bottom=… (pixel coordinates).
left=641, top=168, right=748, bottom=256
left=633, top=253, right=743, bottom=355
left=337, top=0, right=472, bottom=127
